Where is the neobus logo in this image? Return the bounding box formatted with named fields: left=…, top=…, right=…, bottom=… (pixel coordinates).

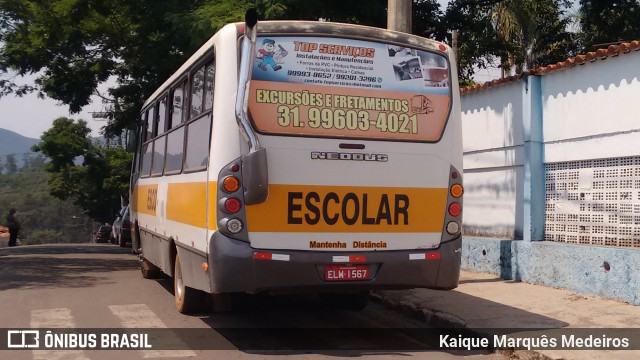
left=311, top=152, right=388, bottom=162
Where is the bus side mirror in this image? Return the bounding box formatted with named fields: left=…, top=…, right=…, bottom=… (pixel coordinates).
left=242, top=148, right=268, bottom=204
left=126, top=129, right=138, bottom=152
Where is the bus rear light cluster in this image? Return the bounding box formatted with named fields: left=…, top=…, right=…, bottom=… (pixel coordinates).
left=442, top=166, right=463, bottom=240
left=218, top=160, right=249, bottom=241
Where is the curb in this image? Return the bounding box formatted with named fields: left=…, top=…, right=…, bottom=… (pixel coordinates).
left=369, top=291, right=556, bottom=360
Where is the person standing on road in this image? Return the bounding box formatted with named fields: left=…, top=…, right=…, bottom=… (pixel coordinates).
left=6, top=208, right=21, bottom=247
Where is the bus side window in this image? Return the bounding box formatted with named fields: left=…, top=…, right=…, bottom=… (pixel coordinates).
left=170, top=81, right=186, bottom=128
left=151, top=135, right=166, bottom=176
left=140, top=141, right=153, bottom=177
left=164, top=80, right=187, bottom=175
left=204, top=62, right=215, bottom=111
left=184, top=116, right=211, bottom=172
left=165, top=127, right=184, bottom=174
left=156, top=96, right=167, bottom=136
left=190, top=67, right=205, bottom=119
left=145, top=106, right=155, bottom=141
left=130, top=121, right=143, bottom=188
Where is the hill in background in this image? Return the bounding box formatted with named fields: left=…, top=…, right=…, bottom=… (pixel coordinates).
left=0, top=128, right=40, bottom=157
left=0, top=128, right=105, bottom=169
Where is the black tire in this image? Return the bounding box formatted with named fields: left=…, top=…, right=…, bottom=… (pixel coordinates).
left=140, top=258, right=161, bottom=279
left=319, top=291, right=370, bottom=311
left=174, top=253, right=201, bottom=314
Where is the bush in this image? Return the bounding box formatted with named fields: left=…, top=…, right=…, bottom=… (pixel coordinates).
left=23, top=230, right=61, bottom=245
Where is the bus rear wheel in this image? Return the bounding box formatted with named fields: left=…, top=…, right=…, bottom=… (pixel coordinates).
left=174, top=253, right=201, bottom=314
left=319, top=291, right=370, bottom=311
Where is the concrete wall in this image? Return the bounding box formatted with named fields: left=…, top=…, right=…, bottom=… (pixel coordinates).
left=542, top=52, right=640, bottom=163
left=460, top=49, right=640, bottom=305
left=461, top=237, right=640, bottom=305
left=462, top=82, right=524, bottom=238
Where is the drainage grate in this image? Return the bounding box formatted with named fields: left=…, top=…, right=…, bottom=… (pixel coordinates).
left=545, top=157, right=640, bottom=248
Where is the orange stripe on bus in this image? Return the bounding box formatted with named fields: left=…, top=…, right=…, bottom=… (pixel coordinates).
left=245, top=184, right=447, bottom=233
left=166, top=182, right=207, bottom=228
left=134, top=184, right=158, bottom=216
left=208, top=182, right=218, bottom=230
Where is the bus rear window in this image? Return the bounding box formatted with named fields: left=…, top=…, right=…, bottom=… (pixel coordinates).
left=248, top=36, right=451, bottom=142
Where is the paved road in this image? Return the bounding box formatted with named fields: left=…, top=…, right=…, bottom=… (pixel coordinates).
left=0, top=244, right=507, bottom=360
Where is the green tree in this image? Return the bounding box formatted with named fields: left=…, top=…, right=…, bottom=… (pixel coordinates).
left=413, top=0, right=448, bottom=40
left=445, top=0, right=576, bottom=80
left=32, top=117, right=132, bottom=223
left=0, top=165, right=93, bottom=244
left=444, top=0, right=507, bottom=82
left=1, top=0, right=394, bottom=138
left=0, top=0, right=204, bottom=136
left=490, top=0, right=575, bottom=73
left=24, top=153, right=47, bottom=170
left=4, top=154, right=18, bottom=173
left=578, top=0, right=640, bottom=51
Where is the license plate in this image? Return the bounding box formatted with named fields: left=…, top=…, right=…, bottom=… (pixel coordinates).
left=325, top=265, right=370, bottom=281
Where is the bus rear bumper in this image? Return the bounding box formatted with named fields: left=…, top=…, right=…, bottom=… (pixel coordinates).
left=208, top=232, right=461, bottom=294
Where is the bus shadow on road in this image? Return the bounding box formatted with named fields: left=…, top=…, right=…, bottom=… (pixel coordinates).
left=149, top=279, right=479, bottom=354
left=196, top=292, right=548, bottom=356
left=196, top=291, right=567, bottom=355
left=148, top=264, right=569, bottom=355
left=0, top=244, right=138, bottom=291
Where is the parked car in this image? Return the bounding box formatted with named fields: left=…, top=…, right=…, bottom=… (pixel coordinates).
left=112, top=205, right=131, bottom=247
left=95, top=225, right=112, bottom=243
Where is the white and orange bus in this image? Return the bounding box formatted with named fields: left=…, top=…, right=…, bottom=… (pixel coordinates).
left=129, top=12, right=463, bottom=314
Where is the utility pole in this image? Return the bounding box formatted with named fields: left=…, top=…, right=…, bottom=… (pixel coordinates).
left=387, top=0, right=412, bottom=33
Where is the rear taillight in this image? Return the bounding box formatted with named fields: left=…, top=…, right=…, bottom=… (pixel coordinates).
left=442, top=167, right=463, bottom=240
left=227, top=218, right=243, bottom=233
left=448, top=202, right=462, bottom=217
left=218, top=160, right=248, bottom=240
left=450, top=184, right=463, bottom=198
left=224, top=198, right=242, bottom=213
left=223, top=176, right=240, bottom=193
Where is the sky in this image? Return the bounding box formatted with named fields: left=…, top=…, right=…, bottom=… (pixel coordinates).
left=0, top=71, right=111, bottom=139
left=0, top=0, right=487, bottom=140
left=0, top=73, right=111, bottom=139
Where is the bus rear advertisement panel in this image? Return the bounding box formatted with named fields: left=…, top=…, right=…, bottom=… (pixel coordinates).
left=241, top=34, right=458, bottom=254
left=248, top=36, right=451, bottom=142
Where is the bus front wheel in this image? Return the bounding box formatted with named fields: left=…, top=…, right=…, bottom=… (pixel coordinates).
left=174, top=253, right=201, bottom=314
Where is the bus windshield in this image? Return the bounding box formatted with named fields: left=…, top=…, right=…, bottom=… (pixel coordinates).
left=248, top=35, right=451, bottom=142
